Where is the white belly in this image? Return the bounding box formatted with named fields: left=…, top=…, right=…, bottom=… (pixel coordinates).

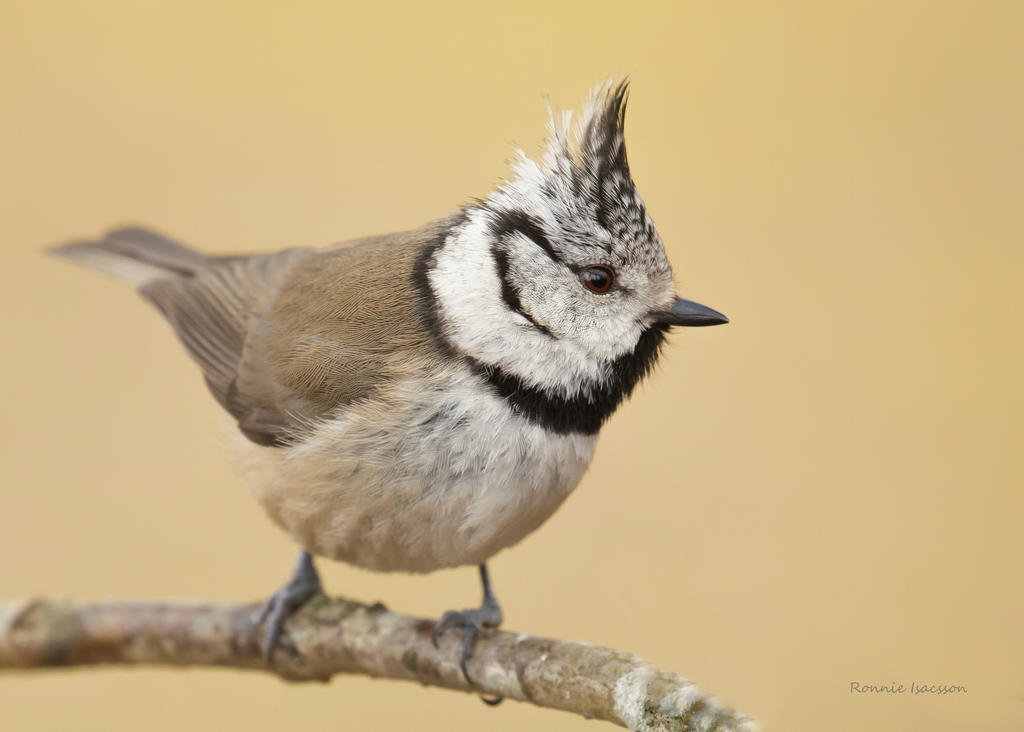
left=226, top=370, right=597, bottom=572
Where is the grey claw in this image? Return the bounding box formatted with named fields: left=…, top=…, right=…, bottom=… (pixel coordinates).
left=256, top=600, right=273, bottom=626
left=258, top=550, right=322, bottom=661
left=431, top=610, right=465, bottom=649
left=431, top=606, right=501, bottom=680
left=432, top=563, right=504, bottom=707
left=459, top=623, right=477, bottom=680
left=259, top=593, right=297, bottom=661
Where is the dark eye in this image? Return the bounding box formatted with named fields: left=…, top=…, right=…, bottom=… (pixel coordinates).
left=579, top=266, right=614, bottom=293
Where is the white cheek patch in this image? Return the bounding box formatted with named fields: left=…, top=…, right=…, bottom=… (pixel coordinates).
left=429, top=211, right=643, bottom=399
left=507, top=234, right=642, bottom=354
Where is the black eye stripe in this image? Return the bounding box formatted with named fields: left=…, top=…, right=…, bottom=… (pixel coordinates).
left=490, top=243, right=554, bottom=337
left=488, top=210, right=561, bottom=263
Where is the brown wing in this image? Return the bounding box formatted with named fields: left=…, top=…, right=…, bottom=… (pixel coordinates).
left=55, top=216, right=459, bottom=445
left=259, top=236, right=440, bottom=412
left=143, top=216, right=457, bottom=445
left=140, top=248, right=315, bottom=444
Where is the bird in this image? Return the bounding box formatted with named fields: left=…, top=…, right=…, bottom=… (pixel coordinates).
left=50, top=80, right=728, bottom=684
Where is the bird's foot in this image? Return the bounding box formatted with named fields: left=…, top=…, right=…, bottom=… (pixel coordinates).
left=432, top=602, right=504, bottom=674
left=256, top=550, right=323, bottom=661
left=431, top=564, right=504, bottom=705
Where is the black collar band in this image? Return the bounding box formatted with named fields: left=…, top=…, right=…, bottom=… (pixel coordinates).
left=469, top=324, right=667, bottom=435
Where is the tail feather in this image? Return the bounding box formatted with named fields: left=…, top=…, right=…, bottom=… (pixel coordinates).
left=50, top=227, right=210, bottom=287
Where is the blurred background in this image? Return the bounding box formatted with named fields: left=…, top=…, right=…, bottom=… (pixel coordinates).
left=2, top=1, right=1022, bottom=730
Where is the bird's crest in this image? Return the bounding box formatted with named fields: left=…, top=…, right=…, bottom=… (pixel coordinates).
left=540, top=78, right=632, bottom=195
left=493, top=79, right=648, bottom=244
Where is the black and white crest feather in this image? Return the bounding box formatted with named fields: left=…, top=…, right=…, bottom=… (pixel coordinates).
left=561, top=80, right=633, bottom=228
left=537, top=80, right=657, bottom=249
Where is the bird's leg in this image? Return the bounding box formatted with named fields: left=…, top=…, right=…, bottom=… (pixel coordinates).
left=432, top=563, right=504, bottom=695
left=256, top=550, right=323, bottom=660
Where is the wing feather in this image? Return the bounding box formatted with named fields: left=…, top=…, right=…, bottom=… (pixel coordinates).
left=55, top=215, right=461, bottom=445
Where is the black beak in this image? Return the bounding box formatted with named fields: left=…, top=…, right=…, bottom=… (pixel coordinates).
left=651, top=296, right=729, bottom=327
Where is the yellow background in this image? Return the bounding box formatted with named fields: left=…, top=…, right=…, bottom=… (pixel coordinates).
left=2, top=2, right=1022, bottom=730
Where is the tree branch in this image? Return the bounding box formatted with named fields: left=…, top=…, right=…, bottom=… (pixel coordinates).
left=0, top=596, right=751, bottom=731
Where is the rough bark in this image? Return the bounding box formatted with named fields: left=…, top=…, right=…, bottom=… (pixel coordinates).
left=0, top=596, right=752, bottom=732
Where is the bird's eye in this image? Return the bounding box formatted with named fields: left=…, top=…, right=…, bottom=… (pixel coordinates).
left=579, top=266, right=614, bottom=293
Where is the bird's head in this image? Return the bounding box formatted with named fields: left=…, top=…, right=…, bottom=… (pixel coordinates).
left=426, top=80, right=726, bottom=433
